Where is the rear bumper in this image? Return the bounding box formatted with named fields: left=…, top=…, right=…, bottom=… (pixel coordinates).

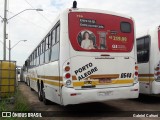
left=62, top=82, right=139, bottom=106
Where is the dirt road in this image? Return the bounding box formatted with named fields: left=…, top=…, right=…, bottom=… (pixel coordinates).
left=18, top=82, right=160, bottom=120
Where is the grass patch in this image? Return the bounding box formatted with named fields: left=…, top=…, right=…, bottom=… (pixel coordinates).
left=0, top=87, right=37, bottom=120
left=13, top=90, right=30, bottom=111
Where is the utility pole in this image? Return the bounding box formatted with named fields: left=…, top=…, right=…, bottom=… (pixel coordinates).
left=3, top=0, right=7, bottom=60
left=9, top=40, right=11, bottom=61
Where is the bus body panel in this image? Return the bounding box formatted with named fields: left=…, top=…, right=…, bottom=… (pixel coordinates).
left=43, top=61, right=61, bottom=104
left=138, top=63, right=150, bottom=94
left=29, top=67, right=38, bottom=91
left=69, top=56, right=135, bottom=89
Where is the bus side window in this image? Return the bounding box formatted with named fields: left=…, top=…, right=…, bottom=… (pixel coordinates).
left=52, top=30, right=56, bottom=45
left=30, top=54, right=32, bottom=66
left=45, top=34, right=51, bottom=63
left=36, top=47, right=40, bottom=66
left=40, top=41, right=45, bottom=64
left=56, top=25, right=60, bottom=42
left=32, top=52, right=34, bottom=66
left=29, top=56, right=31, bottom=66
left=50, top=25, right=60, bottom=61
left=34, top=49, right=37, bottom=66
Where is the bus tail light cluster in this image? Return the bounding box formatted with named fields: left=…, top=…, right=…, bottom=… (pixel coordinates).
left=154, top=64, right=160, bottom=81
left=134, top=63, right=138, bottom=83
left=63, top=63, right=73, bottom=87
left=65, top=73, right=71, bottom=79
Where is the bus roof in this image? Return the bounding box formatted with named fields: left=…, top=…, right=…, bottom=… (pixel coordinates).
left=136, top=25, right=160, bottom=39
left=67, top=8, right=133, bottom=20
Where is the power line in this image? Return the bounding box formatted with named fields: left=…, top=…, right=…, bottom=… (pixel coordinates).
left=7, top=10, right=48, bottom=31
left=24, top=0, right=53, bottom=24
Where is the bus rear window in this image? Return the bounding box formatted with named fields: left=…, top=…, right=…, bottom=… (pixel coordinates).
left=68, top=12, right=134, bottom=52
left=137, top=36, right=150, bottom=63
left=121, top=22, right=131, bottom=33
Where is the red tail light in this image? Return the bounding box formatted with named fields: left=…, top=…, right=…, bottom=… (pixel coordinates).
left=65, top=73, right=71, bottom=79
left=70, top=93, right=77, bottom=96
left=135, top=72, right=138, bottom=76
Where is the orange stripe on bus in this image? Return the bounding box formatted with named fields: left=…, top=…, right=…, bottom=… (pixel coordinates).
left=138, top=74, right=154, bottom=77
left=37, top=75, right=63, bottom=81
left=138, top=77, right=154, bottom=81
left=73, top=79, right=134, bottom=87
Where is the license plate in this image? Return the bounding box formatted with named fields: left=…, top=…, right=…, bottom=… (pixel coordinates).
left=99, top=78, right=112, bottom=83
left=84, top=81, right=92, bottom=86
left=98, top=91, right=113, bottom=96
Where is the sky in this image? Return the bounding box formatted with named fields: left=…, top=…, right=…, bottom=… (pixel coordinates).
left=0, top=0, right=160, bottom=66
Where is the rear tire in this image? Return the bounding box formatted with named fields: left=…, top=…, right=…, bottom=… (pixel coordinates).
left=29, top=80, right=34, bottom=91
left=27, top=78, right=30, bottom=86
left=38, top=83, right=43, bottom=101
left=42, top=88, right=50, bottom=105
left=30, top=87, right=34, bottom=91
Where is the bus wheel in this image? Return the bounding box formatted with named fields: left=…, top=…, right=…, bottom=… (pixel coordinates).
left=38, top=83, right=43, bottom=101
left=30, top=87, right=34, bottom=91
left=42, top=88, right=50, bottom=105
left=27, top=79, right=30, bottom=86
left=29, top=80, right=34, bottom=91
left=26, top=79, right=29, bottom=86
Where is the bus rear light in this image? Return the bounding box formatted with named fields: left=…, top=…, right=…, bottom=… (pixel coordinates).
left=155, top=67, right=160, bottom=71
left=135, top=72, right=138, bottom=76
left=155, top=72, right=158, bottom=76
left=70, top=93, right=77, bottom=96
left=64, top=66, right=70, bottom=72
left=65, top=73, right=71, bottom=79
left=135, top=66, right=138, bottom=70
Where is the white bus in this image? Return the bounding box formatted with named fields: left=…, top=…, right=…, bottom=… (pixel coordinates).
left=137, top=26, right=160, bottom=94
left=24, top=7, right=139, bottom=106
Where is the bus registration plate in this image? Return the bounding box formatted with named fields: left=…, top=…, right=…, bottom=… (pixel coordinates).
left=98, top=91, right=113, bottom=96
left=99, top=78, right=112, bottom=83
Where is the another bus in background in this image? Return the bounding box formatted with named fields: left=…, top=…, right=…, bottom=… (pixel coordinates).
left=16, top=66, right=22, bottom=82
left=20, top=65, right=28, bottom=83
left=137, top=25, right=160, bottom=94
